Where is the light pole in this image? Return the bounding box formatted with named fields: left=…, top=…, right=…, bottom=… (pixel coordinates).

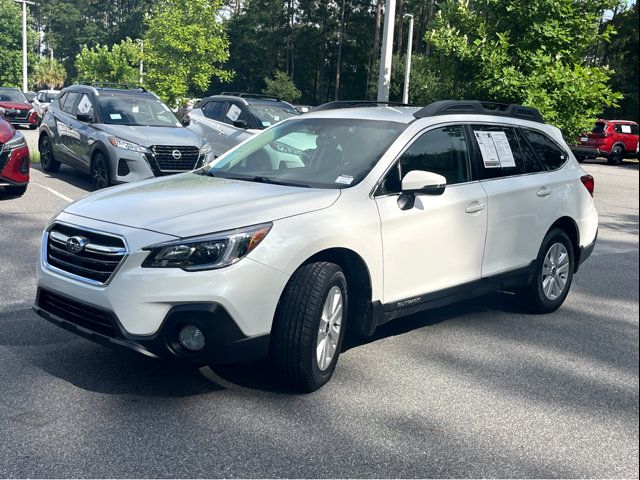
left=377, top=0, right=396, bottom=102
left=14, top=0, right=35, bottom=93
left=402, top=14, right=413, bottom=104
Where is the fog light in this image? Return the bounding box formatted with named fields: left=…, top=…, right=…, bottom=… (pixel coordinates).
left=178, top=324, right=205, bottom=351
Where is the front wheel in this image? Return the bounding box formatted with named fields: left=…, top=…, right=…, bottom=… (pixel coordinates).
left=607, top=145, right=624, bottom=165
left=91, top=152, right=111, bottom=190
left=3, top=185, right=27, bottom=196
left=39, top=136, right=61, bottom=173
left=271, top=262, right=348, bottom=393
left=519, top=228, right=574, bottom=314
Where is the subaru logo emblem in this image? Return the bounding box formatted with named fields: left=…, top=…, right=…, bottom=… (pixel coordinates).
left=172, top=149, right=182, bottom=160
left=66, top=236, right=88, bottom=253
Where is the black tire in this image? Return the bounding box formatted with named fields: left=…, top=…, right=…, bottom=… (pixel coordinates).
left=91, top=152, right=111, bottom=190
left=520, top=228, right=575, bottom=314
left=3, top=185, right=27, bottom=196
left=271, top=262, right=348, bottom=393
left=29, top=124, right=37, bottom=130
left=607, top=145, right=624, bottom=165
left=39, top=135, right=60, bottom=173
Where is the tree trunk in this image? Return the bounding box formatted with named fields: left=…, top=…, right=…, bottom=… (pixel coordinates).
left=425, top=0, right=435, bottom=56
left=335, top=0, right=347, bottom=100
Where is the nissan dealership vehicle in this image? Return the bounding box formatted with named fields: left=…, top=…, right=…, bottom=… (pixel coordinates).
left=577, top=119, right=639, bottom=164
left=34, top=100, right=598, bottom=392
left=38, top=84, right=214, bottom=190
left=0, top=117, right=30, bottom=196
left=32, top=89, right=61, bottom=123
left=0, top=87, right=38, bottom=129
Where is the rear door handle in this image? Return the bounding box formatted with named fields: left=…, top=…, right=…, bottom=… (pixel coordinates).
left=537, top=187, right=552, bottom=197
left=465, top=202, right=486, bottom=214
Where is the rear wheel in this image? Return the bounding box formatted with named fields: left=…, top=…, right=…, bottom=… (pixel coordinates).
left=91, top=152, right=111, bottom=190
left=519, top=228, right=574, bottom=314
left=39, top=135, right=60, bottom=173
left=607, top=145, right=624, bottom=165
left=3, top=185, right=27, bottom=196
left=271, top=262, right=348, bottom=392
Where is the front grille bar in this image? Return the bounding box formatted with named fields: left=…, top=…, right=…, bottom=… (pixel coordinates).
left=49, top=230, right=127, bottom=256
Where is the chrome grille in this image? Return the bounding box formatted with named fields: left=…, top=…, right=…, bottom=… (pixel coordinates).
left=150, top=145, right=200, bottom=171
left=45, top=223, right=127, bottom=285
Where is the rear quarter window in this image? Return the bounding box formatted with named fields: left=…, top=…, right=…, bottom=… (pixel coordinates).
left=522, top=129, right=568, bottom=171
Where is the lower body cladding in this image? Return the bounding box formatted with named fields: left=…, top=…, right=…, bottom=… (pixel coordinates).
left=35, top=214, right=289, bottom=364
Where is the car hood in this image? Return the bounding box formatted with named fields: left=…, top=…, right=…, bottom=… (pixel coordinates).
left=95, top=124, right=201, bottom=148
left=64, top=172, right=340, bottom=238
left=0, top=101, right=31, bottom=110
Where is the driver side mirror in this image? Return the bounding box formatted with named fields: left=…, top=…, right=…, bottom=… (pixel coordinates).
left=233, top=120, right=247, bottom=129
left=397, top=170, right=447, bottom=210
left=77, top=113, right=93, bottom=123
left=180, top=115, right=191, bottom=127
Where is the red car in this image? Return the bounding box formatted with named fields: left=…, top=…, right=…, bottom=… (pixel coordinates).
left=0, top=87, right=38, bottom=129
left=0, top=117, right=30, bottom=196
left=577, top=119, right=639, bottom=165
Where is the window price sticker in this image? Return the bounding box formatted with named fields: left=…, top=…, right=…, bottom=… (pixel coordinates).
left=474, top=130, right=516, bottom=168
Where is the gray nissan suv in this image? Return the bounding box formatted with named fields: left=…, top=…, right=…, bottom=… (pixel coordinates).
left=38, top=85, right=213, bottom=189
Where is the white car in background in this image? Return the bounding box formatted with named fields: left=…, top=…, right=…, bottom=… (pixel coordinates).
left=34, top=100, right=598, bottom=392
left=187, top=92, right=300, bottom=157
left=32, top=89, right=61, bottom=123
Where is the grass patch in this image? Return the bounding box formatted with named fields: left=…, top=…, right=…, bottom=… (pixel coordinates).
left=30, top=151, right=40, bottom=164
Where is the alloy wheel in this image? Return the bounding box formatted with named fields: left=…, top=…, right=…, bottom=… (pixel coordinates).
left=316, top=286, right=343, bottom=371
left=542, top=242, right=570, bottom=301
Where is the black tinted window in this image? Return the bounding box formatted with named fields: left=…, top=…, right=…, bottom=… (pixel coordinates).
left=61, top=92, right=80, bottom=115
left=592, top=122, right=607, bottom=133
left=202, top=101, right=227, bottom=121
left=631, top=124, right=639, bottom=135
left=379, top=125, right=470, bottom=194
left=523, top=129, right=567, bottom=170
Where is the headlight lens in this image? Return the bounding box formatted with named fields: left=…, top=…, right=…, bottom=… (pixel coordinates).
left=142, top=223, right=272, bottom=271
left=3, top=130, right=27, bottom=149
left=108, top=136, right=149, bottom=153
left=200, top=141, right=212, bottom=155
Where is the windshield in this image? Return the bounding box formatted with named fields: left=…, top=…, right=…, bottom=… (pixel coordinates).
left=0, top=90, right=28, bottom=103
left=206, top=118, right=405, bottom=189
left=247, top=104, right=300, bottom=129
left=97, top=95, right=181, bottom=127
left=40, top=92, right=59, bottom=103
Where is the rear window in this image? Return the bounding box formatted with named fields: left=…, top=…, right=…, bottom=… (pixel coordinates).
left=522, top=129, right=568, bottom=171
left=592, top=122, right=607, bottom=134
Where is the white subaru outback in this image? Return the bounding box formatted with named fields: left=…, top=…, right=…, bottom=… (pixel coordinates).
left=35, top=100, right=598, bottom=392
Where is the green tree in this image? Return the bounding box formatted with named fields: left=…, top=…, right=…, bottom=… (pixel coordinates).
left=263, top=71, right=302, bottom=102
left=75, top=38, right=142, bottom=84
left=144, top=0, right=232, bottom=103
left=0, top=0, right=37, bottom=87
left=32, top=57, right=66, bottom=89
left=424, top=0, right=622, bottom=137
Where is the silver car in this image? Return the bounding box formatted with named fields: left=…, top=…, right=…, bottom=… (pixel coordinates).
left=39, top=85, right=213, bottom=189
left=187, top=93, right=300, bottom=157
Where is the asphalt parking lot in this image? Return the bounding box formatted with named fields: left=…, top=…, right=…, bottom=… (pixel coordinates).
left=1, top=128, right=638, bottom=478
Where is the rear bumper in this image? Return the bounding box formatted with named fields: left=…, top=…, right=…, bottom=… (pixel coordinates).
left=34, top=288, right=270, bottom=364
left=576, top=230, right=597, bottom=273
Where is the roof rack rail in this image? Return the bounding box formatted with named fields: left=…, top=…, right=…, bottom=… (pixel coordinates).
left=220, top=92, right=280, bottom=101
left=413, top=100, right=544, bottom=123
left=84, top=82, right=147, bottom=92
left=310, top=100, right=413, bottom=112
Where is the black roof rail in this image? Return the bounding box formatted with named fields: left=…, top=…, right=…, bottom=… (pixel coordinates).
left=310, top=100, right=413, bottom=112
left=82, top=82, right=147, bottom=92
left=220, top=92, right=280, bottom=101
left=413, top=100, right=544, bottom=123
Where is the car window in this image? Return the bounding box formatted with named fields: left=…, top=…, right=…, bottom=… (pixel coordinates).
left=76, top=94, right=95, bottom=117
left=202, top=101, right=227, bottom=121
left=246, top=103, right=300, bottom=129
left=222, top=103, right=244, bottom=126
left=0, top=90, right=27, bottom=103
left=632, top=124, right=640, bottom=135
left=208, top=118, right=405, bottom=189
left=378, top=125, right=470, bottom=195
left=592, top=122, right=607, bottom=134
left=97, top=94, right=181, bottom=127
left=615, top=124, right=634, bottom=134
left=61, top=92, right=81, bottom=115
left=522, top=129, right=568, bottom=170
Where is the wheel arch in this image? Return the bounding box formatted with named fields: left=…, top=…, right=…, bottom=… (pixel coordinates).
left=548, top=216, right=581, bottom=271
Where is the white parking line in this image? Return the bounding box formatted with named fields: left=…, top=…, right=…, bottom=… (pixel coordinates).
left=32, top=181, right=73, bottom=202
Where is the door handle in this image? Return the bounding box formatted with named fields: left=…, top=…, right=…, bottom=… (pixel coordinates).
left=465, top=202, right=486, bottom=214
left=537, top=187, right=552, bottom=197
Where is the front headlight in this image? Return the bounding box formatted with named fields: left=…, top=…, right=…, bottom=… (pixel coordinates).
left=3, top=130, right=27, bottom=149
left=141, top=223, right=272, bottom=271
left=200, top=141, right=212, bottom=154
left=108, top=136, right=149, bottom=154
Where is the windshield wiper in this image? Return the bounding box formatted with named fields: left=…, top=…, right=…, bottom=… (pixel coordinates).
left=248, top=176, right=310, bottom=188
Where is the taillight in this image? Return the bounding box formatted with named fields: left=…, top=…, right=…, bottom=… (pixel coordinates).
left=581, top=174, right=594, bottom=196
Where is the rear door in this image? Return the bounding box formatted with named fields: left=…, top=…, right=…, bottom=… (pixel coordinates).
left=470, top=124, right=557, bottom=277
left=57, top=91, right=81, bottom=164
left=68, top=94, right=97, bottom=170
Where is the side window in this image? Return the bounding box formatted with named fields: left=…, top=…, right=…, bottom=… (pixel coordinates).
left=75, top=94, right=95, bottom=117
left=378, top=125, right=470, bottom=195
left=631, top=124, right=639, bottom=135
left=471, top=124, right=545, bottom=178
left=56, top=92, right=67, bottom=109
left=616, top=123, right=633, bottom=134
left=202, top=101, right=227, bottom=121
left=222, top=102, right=245, bottom=125
left=522, top=129, right=568, bottom=171
left=61, top=92, right=80, bottom=115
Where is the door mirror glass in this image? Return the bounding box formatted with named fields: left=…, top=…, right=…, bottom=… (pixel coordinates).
left=180, top=115, right=191, bottom=127
left=233, top=119, right=247, bottom=129
left=76, top=113, right=93, bottom=123
left=401, top=170, right=447, bottom=195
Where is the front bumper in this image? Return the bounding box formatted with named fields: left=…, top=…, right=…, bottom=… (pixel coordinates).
left=34, top=289, right=270, bottom=363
